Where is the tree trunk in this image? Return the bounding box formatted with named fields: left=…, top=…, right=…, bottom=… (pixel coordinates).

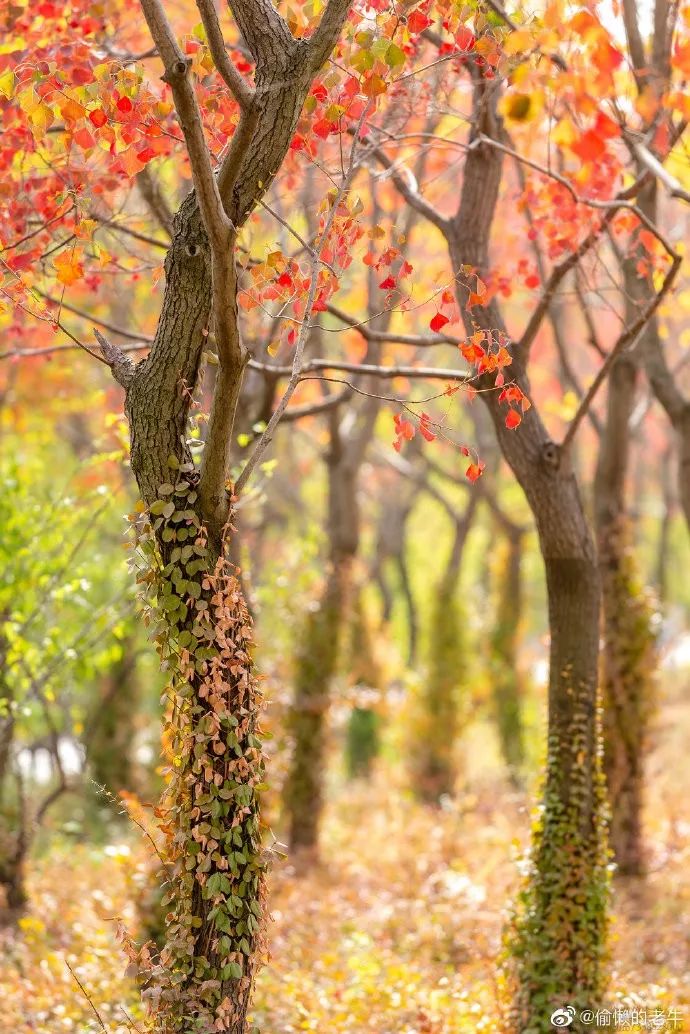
left=655, top=446, right=674, bottom=603
left=411, top=496, right=477, bottom=803
left=87, top=634, right=142, bottom=804
left=441, top=74, right=608, bottom=1021
left=489, top=530, right=526, bottom=784
left=594, top=222, right=658, bottom=876
left=284, top=422, right=357, bottom=857
left=372, top=480, right=418, bottom=663
left=0, top=630, right=27, bottom=922
left=344, top=591, right=382, bottom=781
left=284, top=559, right=348, bottom=855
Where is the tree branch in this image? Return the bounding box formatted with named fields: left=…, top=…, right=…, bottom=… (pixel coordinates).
left=226, top=0, right=295, bottom=64
left=249, top=357, right=471, bottom=382
left=325, top=303, right=459, bottom=346
left=622, top=0, right=648, bottom=75
left=629, top=139, right=690, bottom=203
left=517, top=208, right=618, bottom=355
left=136, top=164, right=175, bottom=238
left=306, top=0, right=352, bottom=72
left=195, top=0, right=253, bottom=110
left=561, top=248, right=682, bottom=451
left=94, top=329, right=136, bottom=389
left=139, top=0, right=232, bottom=249
left=361, top=131, right=450, bottom=234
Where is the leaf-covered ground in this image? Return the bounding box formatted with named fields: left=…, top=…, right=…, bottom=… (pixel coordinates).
left=2, top=681, right=689, bottom=1034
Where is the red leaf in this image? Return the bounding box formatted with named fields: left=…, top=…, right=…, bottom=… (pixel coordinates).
left=419, top=412, right=436, bottom=442
left=73, top=127, right=95, bottom=150
left=505, top=408, right=522, bottom=429
left=466, top=461, right=484, bottom=482
left=116, top=96, right=133, bottom=113
left=407, top=10, right=431, bottom=33
left=571, top=129, right=605, bottom=162
left=430, top=312, right=450, bottom=332
left=89, top=109, right=107, bottom=128
left=456, top=26, right=475, bottom=51
left=379, top=275, right=396, bottom=290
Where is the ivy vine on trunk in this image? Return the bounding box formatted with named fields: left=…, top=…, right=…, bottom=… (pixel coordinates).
left=99, top=1, right=353, bottom=1029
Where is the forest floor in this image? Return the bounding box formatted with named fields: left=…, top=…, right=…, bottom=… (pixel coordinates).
left=1, top=672, right=689, bottom=1034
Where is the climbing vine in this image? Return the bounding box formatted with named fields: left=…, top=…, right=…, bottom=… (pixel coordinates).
left=600, top=518, right=658, bottom=875
left=503, top=685, right=610, bottom=1033
left=121, top=459, right=267, bottom=1034
left=410, top=580, right=468, bottom=804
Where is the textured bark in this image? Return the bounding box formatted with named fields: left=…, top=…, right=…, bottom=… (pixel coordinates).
left=447, top=153, right=601, bottom=839
left=441, top=68, right=606, bottom=1017
left=108, top=4, right=353, bottom=1028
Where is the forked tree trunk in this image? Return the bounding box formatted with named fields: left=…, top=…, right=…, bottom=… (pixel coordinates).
left=106, top=4, right=353, bottom=1025
left=441, top=73, right=608, bottom=1024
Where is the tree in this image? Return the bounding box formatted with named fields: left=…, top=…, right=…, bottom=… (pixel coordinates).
left=0, top=442, right=128, bottom=919
left=339, top=10, right=683, bottom=1024
left=489, top=517, right=527, bottom=785
left=2, top=1, right=688, bottom=1029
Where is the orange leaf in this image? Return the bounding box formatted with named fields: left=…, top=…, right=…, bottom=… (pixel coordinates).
left=54, top=249, right=84, bottom=286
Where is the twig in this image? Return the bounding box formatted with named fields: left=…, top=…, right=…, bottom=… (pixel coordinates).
left=561, top=250, right=682, bottom=450
left=65, top=960, right=109, bottom=1033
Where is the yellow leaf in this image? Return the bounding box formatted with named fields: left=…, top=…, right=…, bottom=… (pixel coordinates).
left=0, top=69, right=14, bottom=99
left=503, top=29, right=534, bottom=56
left=54, top=249, right=84, bottom=286
left=75, top=218, right=98, bottom=240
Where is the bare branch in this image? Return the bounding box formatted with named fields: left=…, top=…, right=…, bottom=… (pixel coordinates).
left=274, top=388, right=350, bottom=422
left=249, top=357, right=471, bottom=382
left=326, top=303, right=459, bottom=346
left=235, top=161, right=356, bottom=495
left=65, top=962, right=109, bottom=1034
left=306, top=0, right=353, bottom=72
left=139, top=0, right=232, bottom=249
left=136, top=164, right=174, bottom=238
left=88, top=208, right=169, bottom=250
left=34, top=291, right=155, bottom=342
left=518, top=208, right=618, bottom=355
left=94, top=329, right=136, bottom=389
left=622, top=0, right=648, bottom=74
left=361, top=131, right=450, bottom=234
left=561, top=250, right=682, bottom=450
left=629, top=139, right=690, bottom=203
left=195, top=0, right=253, bottom=110
left=0, top=340, right=149, bottom=362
